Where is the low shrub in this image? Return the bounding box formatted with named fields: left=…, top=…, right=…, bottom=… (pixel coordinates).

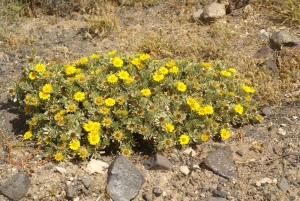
left=7, top=51, right=262, bottom=161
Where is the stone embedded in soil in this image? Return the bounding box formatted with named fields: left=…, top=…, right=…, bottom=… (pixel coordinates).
left=261, top=107, right=272, bottom=116
left=201, top=2, right=226, bottom=22
left=66, top=185, right=78, bottom=198
left=244, top=130, right=265, bottom=139
left=107, top=155, right=145, bottom=201
left=205, top=197, right=228, bottom=201
left=203, top=146, right=236, bottom=179
left=179, top=166, right=190, bottom=175
left=81, top=174, right=93, bottom=188
left=143, top=153, right=173, bottom=170
left=183, top=147, right=197, bottom=157
left=152, top=187, right=163, bottom=197
left=277, top=178, right=290, bottom=192
left=86, top=159, right=109, bottom=174
left=212, top=189, right=227, bottom=198
left=270, top=30, right=299, bottom=50
left=142, top=192, right=152, bottom=201
left=0, top=170, right=31, bottom=201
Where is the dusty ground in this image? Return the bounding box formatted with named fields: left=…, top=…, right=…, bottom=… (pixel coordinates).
left=1, top=1, right=300, bottom=201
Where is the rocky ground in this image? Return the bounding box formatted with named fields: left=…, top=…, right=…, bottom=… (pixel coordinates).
left=1, top=0, right=300, bottom=201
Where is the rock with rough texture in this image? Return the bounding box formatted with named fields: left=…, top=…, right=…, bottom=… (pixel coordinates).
left=179, top=166, right=190, bottom=175
left=270, top=30, right=299, bottom=50
left=244, top=130, right=265, bottom=139
left=277, top=178, right=290, bottom=192
left=218, top=0, right=250, bottom=13
left=0, top=170, right=31, bottom=201
left=204, top=146, right=236, bottom=179
left=81, top=174, right=93, bottom=188
left=86, top=159, right=109, bottom=174
left=66, top=185, right=78, bottom=198
left=107, top=155, right=145, bottom=201
left=253, top=46, right=278, bottom=74
left=212, top=189, right=227, bottom=198
left=143, top=153, right=173, bottom=170
left=201, top=2, right=226, bottom=22
left=206, top=197, right=228, bottom=201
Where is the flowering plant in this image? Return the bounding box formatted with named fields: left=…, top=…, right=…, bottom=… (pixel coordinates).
left=7, top=51, right=262, bottom=161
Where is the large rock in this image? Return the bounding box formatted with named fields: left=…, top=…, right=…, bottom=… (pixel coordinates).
left=0, top=170, right=31, bottom=201
left=201, top=2, right=226, bottom=22
left=270, top=30, right=299, bottom=50
left=107, top=155, right=145, bottom=201
left=203, top=146, right=236, bottom=179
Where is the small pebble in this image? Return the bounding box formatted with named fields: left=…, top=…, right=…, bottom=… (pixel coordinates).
left=142, top=192, right=152, bottom=201
left=179, top=166, right=190, bottom=175
left=153, top=187, right=163, bottom=197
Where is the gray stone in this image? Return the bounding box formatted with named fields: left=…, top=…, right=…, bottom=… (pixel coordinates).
left=235, top=150, right=244, bottom=157
left=218, top=0, right=250, bottom=13
left=201, top=2, right=226, bottom=22
left=0, top=170, right=31, bottom=201
left=206, top=197, right=228, bottom=201
left=270, top=30, right=299, bottom=50
left=212, top=189, right=227, bottom=198
left=142, top=192, right=152, bottom=201
left=81, top=174, right=93, bottom=188
left=143, top=154, right=173, bottom=170
left=107, top=155, right=145, bottom=201
left=244, top=130, right=265, bottom=138
left=278, top=117, right=295, bottom=125
left=253, top=46, right=278, bottom=74
left=262, top=107, right=272, bottom=116
left=277, top=178, right=290, bottom=192
left=153, top=187, right=163, bottom=197
left=204, top=146, right=236, bottom=179
left=66, top=185, right=77, bottom=198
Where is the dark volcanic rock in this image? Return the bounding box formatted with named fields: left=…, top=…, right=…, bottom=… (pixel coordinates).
left=204, top=146, right=236, bottom=179
left=0, top=170, right=31, bottom=201
left=107, top=155, right=145, bottom=201
left=143, top=153, right=173, bottom=170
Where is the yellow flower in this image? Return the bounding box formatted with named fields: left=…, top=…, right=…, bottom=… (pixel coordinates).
left=166, top=60, right=175, bottom=67
left=132, top=58, right=142, bottom=66
left=245, top=95, right=251, bottom=101
left=67, top=104, right=77, bottom=113
left=74, top=92, right=85, bottom=102
left=221, top=70, right=231, bottom=77
left=159, top=66, right=169, bottom=75
left=39, top=91, right=50, bottom=100
left=88, top=131, right=100, bottom=145
left=176, top=81, right=187, bottom=92
left=241, top=85, right=255, bottom=93
left=34, top=63, right=46, bottom=72
left=228, top=68, right=236, bottom=73
left=256, top=115, right=263, bottom=122
left=107, top=74, right=119, bottom=83
left=28, top=71, right=37, bottom=80
left=83, top=120, right=95, bottom=132
left=102, top=117, right=112, bottom=127
left=190, top=102, right=200, bottom=111
left=54, top=152, right=64, bottom=162
left=152, top=72, right=164, bottom=82
left=139, top=53, right=150, bottom=60
left=42, top=84, right=53, bottom=93
left=113, top=130, right=123, bottom=141
left=234, top=104, right=244, bottom=115
left=197, top=107, right=205, bottom=116
left=99, top=106, right=110, bottom=114
left=125, top=77, right=134, bottom=84
left=203, top=105, right=214, bottom=115
left=118, top=70, right=130, bottom=80
left=122, top=148, right=131, bottom=156
left=201, top=134, right=209, bottom=142
left=108, top=50, right=117, bottom=55
left=65, top=65, right=76, bottom=75
left=165, top=123, right=174, bottom=133
left=186, top=97, right=196, bottom=106
left=105, top=98, right=116, bottom=107
left=90, top=53, right=100, bottom=59
left=199, top=62, right=212, bottom=68
left=112, top=57, right=123, bottom=67
left=94, top=96, right=103, bottom=105
left=169, top=66, right=179, bottom=74
left=80, top=57, right=88, bottom=64
left=69, top=139, right=80, bottom=150
left=78, top=147, right=88, bottom=159
left=179, top=134, right=190, bottom=145
left=141, top=88, right=151, bottom=97
left=24, top=131, right=32, bottom=140
left=220, top=128, right=230, bottom=140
